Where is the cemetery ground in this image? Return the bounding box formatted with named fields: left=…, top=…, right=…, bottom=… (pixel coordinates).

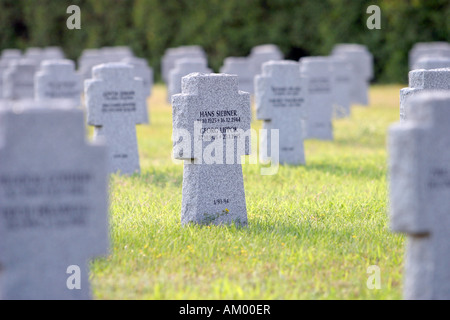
left=90, top=84, right=404, bottom=300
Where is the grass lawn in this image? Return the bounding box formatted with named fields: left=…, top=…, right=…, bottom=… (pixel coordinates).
left=90, top=83, right=406, bottom=300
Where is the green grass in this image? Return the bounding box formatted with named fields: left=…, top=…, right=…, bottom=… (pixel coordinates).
left=90, top=83, right=406, bottom=300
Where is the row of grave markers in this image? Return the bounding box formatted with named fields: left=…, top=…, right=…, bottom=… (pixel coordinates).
left=0, top=41, right=449, bottom=300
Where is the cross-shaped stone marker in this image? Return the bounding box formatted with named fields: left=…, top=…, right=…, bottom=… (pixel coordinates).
left=172, top=73, right=251, bottom=225
left=255, top=60, right=308, bottom=165
left=35, top=59, right=82, bottom=107
left=299, top=56, right=334, bottom=140
left=388, top=91, right=450, bottom=300
left=85, top=63, right=145, bottom=175
left=0, top=105, right=109, bottom=300
left=400, top=68, right=450, bottom=122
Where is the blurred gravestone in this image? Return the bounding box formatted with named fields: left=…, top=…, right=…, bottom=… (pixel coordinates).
left=409, top=42, right=450, bottom=70
left=255, top=60, right=308, bottom=165
left=331, top=43, right=373, bottom=106
left=412, top=56, right=450, bottom=70
left=388, top=91, right=450, bottom=300
left=85, top=63, right=145, bottom=175
left=2, top=60, right=37, bottom=100
left=168, top=58, right=211, bottom=101
left=329, top=56, right=353, bottom=118
left=35, top=59, right=82, bottom=107
left=0, top=105, right=109, bottom=300
left=248, top=44, right=283, bottom=81
left=122, top=56, right=153, bottom=124
left=299, top=57, right=334, bottom=140
left=220, top=57, right=254, bottom=94
left=172, top=73, right=251, bottom=225
left=161, top=45, right=207, bottom=84
left=400, top=68, right=450, bottom=122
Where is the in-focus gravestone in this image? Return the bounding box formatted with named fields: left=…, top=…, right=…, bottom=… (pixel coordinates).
left=2, top=60, right=37, bottom=100
left=0, top=105, right=109, bottom=300
left=400, top=68, right=450, bottom=122
left=172, top=73, right=251, bottom=225
left=35, top=59, right=82, bottom=107
left=255, top=60, right=308, bottom=165
left=299, top=57, right=334, bottom=140
left=167, top=58, right=211, bottom=101
left=388, top=91, right=450, bottom=300
left=85, top=63, right=145, bottom=175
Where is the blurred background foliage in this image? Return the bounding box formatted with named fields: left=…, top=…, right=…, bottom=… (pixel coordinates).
left=0, top=0, right=448, bottom=83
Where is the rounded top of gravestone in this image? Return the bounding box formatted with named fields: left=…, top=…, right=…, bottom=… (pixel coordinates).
left=174, top=57, right=208, bottom=68
left=250, top=44, right=282, bottom=54
left=5, top=58, right=37, bottom=71
left=407, top=90, right=450, bottom=125
left=92, top=62, right=134, bottom=79
left=408, top=68, right=450, bottom=89
left=332, top=43, right=370, bottom=54
left=299, top=56, right=332, bottom=72
left=40, top=59, right=76, bottom=72
left=1, top=48, right=22, bottom=60
left=413, top=56, right=450, bottom=70
left=260, top=60, right=300, bottom=76
left=223, top=56, right=248, bottom=65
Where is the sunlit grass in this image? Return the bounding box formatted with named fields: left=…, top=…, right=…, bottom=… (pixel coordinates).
left=90, top=83, right=406, bottom=300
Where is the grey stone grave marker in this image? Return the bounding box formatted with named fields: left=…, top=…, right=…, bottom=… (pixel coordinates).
left=35, top=59, right=82, bottom=107
left=85, top=63, right=145, bottom=175
left=299, top=57, right=334, bottom=140
left=168, top=58, right=211, bottom=102
left=0, top=105, right=109, bottom=300
left=255, top=60, right=308, bottom=165
left=388, top=91, right=450, bottom=300
left=412, top=56, right=450, bottom=70
left=329, top=56, right=352, bottom=118
left=220, top=57, right=254, bottom=94
left=2, top=60, right=37, bottom=100
left=409, top=42, right=450, bottom=70
left=400, top=68, right=450, bottom=122
left=172, top=73, right=251, bottom=225
left=161, top=45, right=207, bottom=84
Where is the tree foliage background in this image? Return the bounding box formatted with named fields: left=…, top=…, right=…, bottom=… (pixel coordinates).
left=0, top=0, right=448, bottom=83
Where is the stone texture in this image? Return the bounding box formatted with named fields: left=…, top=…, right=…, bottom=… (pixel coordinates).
left=299, top=56, right=334, bottom=140
left=172, top=73, right=251, bottom=225
left=388, top=91, right=450, bottom=300
left=254, top=60, right=308, bottom=165
left=35, top=59, right=82, bottom=108
left=400, top=68, right=450, bottom=122
left=85, top=63, right=145, bottom=175
left=0, top=105, right=109, bottom=300
left=412, top=56, right=450, bottom=70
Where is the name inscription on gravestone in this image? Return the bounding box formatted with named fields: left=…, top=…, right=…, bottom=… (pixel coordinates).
left=0, top=171, right=92, bottom=230
left=101, top=91, right=137, bottom=113
left=269, top=86, right=304, bottom=108
left=44, top=82, right=79, bottom=98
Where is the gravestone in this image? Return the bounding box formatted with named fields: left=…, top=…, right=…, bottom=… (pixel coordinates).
left=122, top=56, right=153, bottom=124
left=167, top=58, right=211, bottom=101
left=0, top=49, right=22, bottom=62
left=409, top=42, right=450, bottom=70
left=0, top=105, right=109, bottom=300
left=161, top=45, right=207, bottom=84
left=35, top=59, right=82, bottom=107
left=254, top=60, right=308, bottom=165
left=85, top=63, right=144, bottom=175
left=400, top=68, right=450, bottom=122
left=220, top=57, right=254, bottom=94
left=331, top=44, right=373, bottom=106
left=388, top=91, right=450, bottom=300
left=329, top=56, right=352, bottom=118
left=248, top=44, right=283, bottom=78
left=78, top=49, right=104, bottom=81
left=172, top=73, right=251, bottom=225
left=299, top=57, right=334, bottom=140
left=412, top=56, right=450, bottom=70
left=2, top=60, right=37, bottom=100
